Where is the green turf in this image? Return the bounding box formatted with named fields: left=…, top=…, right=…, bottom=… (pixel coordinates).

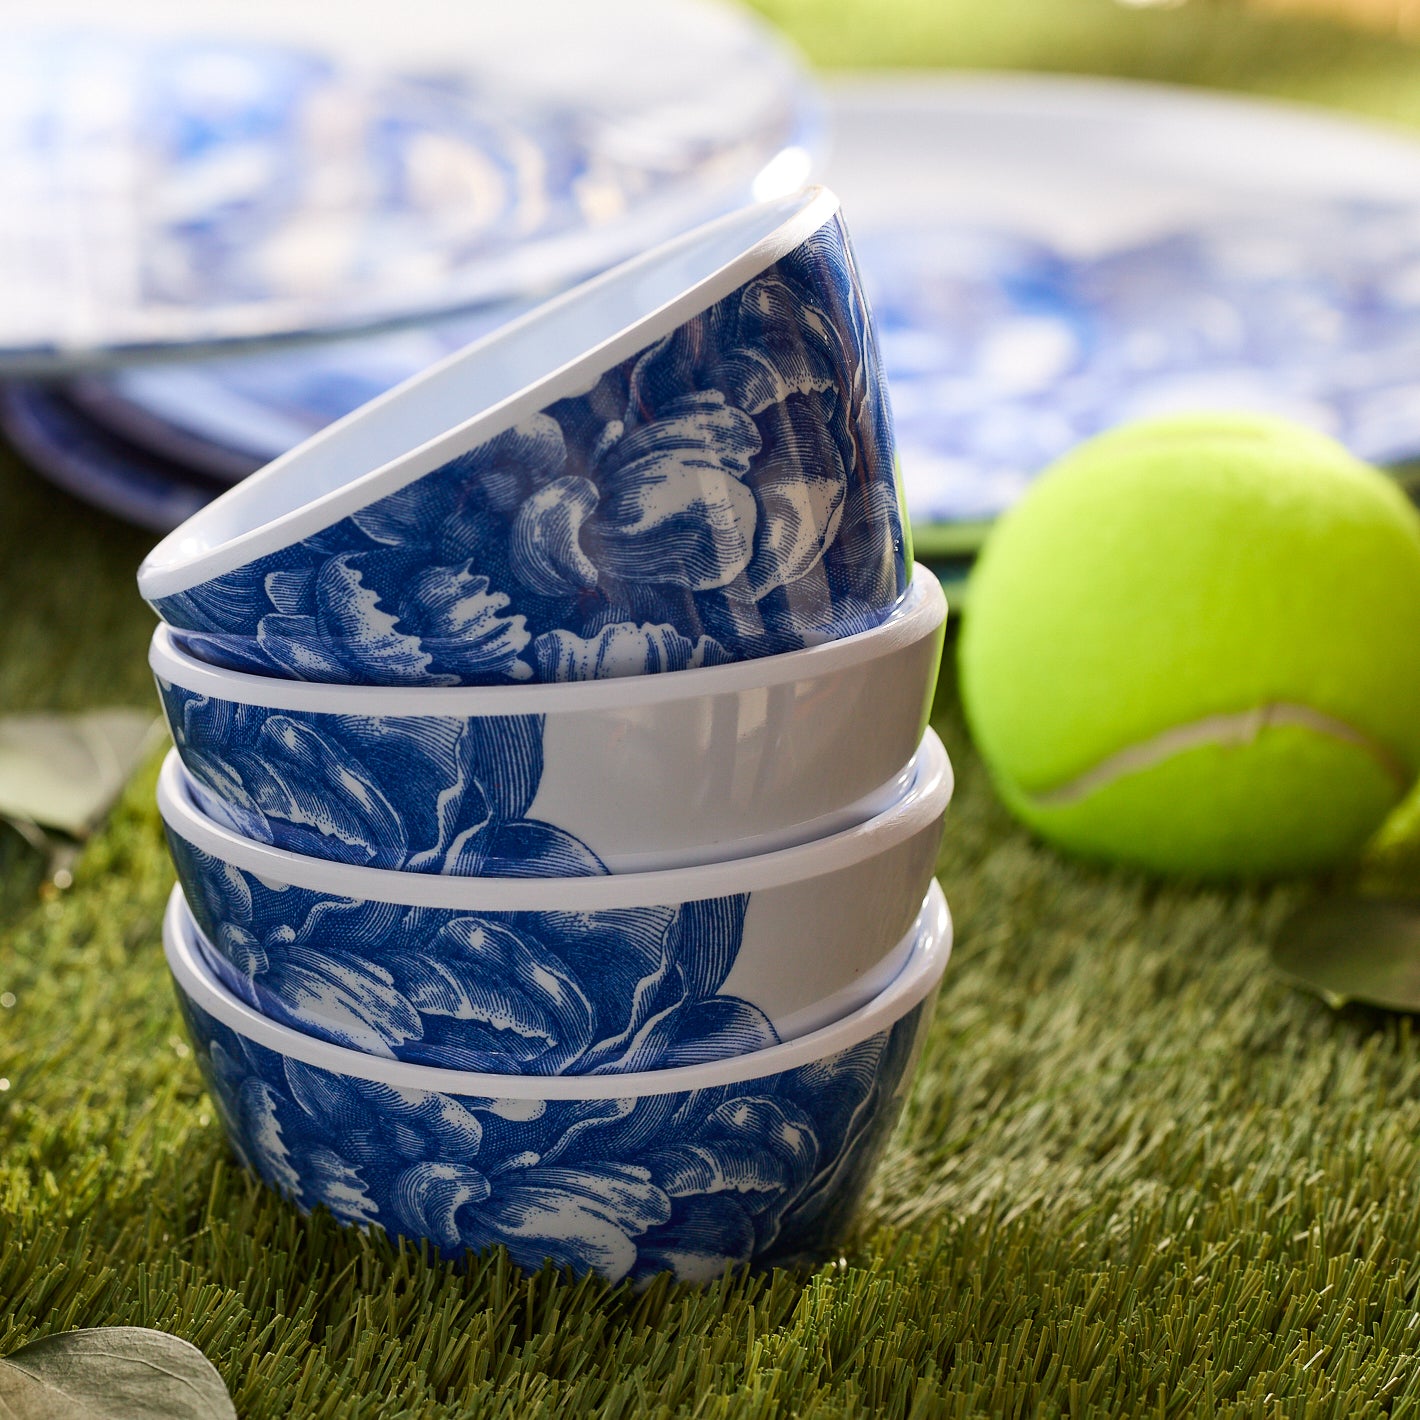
left=7, top=4, right=1420, bottom=1414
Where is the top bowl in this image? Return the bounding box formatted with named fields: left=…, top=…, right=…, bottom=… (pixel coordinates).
left=136, top=186, right=907, bottom=687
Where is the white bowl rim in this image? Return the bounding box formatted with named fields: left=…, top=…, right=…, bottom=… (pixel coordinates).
left=150, top=564, right=944, bottom=716
left=138, top=187, right=841, bottom=599
left=157, top=727, right=952, bottom=910
left=164, top=878, right=950, bottom=1100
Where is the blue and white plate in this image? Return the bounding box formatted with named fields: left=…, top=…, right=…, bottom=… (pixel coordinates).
left=0, top=383, right=226, bottom=531
left=826, top=75, right=1420, bottom=545
left=60, top=74, right=1420, bottom=544
left=68, top=303, right=530, bottom=482
left=0, top=0, right=820, bottom=368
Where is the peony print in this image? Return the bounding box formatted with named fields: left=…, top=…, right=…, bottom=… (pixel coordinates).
left=177, top=989, right=928, bottom=1283
left=152, top=212, right=908, bottom=685
left=157, top=674, right=602, bottom=876
left=168, top=829, right=779, bottom=1076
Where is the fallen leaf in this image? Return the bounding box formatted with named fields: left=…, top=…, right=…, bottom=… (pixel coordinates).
left=0, top=710, right=162, bottom=839
left=0, top=1327, right=235, bottom=1419
left=1272, top=895, right=1420, bottom=1013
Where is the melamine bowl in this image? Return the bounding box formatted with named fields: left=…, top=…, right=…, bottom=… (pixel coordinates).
left=165, top=878, right=951, bottom=1285
left=152, top=564, right=946, bottom=876
left=157, top=729, right=951, bottom=1074
left=137, top=186, right=907, bottom=687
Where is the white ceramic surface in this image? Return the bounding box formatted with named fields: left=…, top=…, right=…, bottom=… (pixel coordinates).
left=152, top=564, right=945, bottom=874
left=157, top=729, right=951, bottom=1070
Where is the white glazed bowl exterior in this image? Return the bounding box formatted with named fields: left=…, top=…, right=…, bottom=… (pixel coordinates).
left=165, top=879, right=951, bottom=1284
left=157, top=730, right=952, bottom=1074
left=152, top=565, right=946, bottom=875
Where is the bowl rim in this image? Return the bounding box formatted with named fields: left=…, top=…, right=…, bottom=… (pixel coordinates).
left=165, top=878, right=950, bottom=1099
left=150, top=564, right=944, bottom=715
left=157, top=726, right=952, bottom=909
left=138, top=186, right=841, bottom=600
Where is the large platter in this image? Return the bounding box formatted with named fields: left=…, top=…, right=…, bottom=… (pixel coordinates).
left=0, top=0, right=818, bottom=368
left=827, top=75, right=1420, bottom=547
left=18, top=74, right=1420, bottom=552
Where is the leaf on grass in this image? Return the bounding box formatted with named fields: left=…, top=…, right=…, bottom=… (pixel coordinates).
left=0, top=1326, right=235, bottom=1419
left=0, top=710, right=162, bottom=839
left=1272, top=896, right=1420, bottom=1012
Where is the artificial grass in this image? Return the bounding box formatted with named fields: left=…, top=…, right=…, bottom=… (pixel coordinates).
left=7, top=469, right=1420, bottom=1419
left=7, top=2, right=1420, bottom=1414
left=753, top=0, right=1420, bottom=129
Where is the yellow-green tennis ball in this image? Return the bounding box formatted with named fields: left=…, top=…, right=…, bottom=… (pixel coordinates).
left=959, top=413, right=1420, bottom=878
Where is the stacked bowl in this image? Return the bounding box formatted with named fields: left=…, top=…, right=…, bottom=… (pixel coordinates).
left=138, top=187, right=955, bottom=1286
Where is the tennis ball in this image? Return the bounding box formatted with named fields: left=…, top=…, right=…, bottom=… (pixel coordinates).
left=959, top=413, right=1420, bottom=878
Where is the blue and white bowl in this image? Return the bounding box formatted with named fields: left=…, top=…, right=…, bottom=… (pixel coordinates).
left=136, top=187, right=907, bottom=687
left=152, top=565, right=945, bottom=876
left=165, top=878, right=951, bottom=1285
left=156, top=730, right=951, bottom=1075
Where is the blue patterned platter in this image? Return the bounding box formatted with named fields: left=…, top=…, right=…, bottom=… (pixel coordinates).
left=56, top=75, right=1420, bottom=547
left=165, top=878, right=952, bottom=1285
left=156, top=730, right=950, bottom=1072
left=68, top=305, right=531, bottom=483
left=824, top=76, right=1420, bottom=547
left=139, top=190, right=909, bottom=687
left=2, top=1, right=820, bottom=369
left=0, top=383, right=228, bottom=533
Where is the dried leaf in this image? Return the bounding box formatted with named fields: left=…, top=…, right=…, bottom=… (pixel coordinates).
left=0, top=710, right=162, bottom=839
left=0, top=1327, right=235, bottom=1420
left=1271, top=896, right=1420, bottom=1012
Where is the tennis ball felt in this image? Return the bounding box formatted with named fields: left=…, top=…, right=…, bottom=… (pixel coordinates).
left=959, top=412, right=1420, bottom=878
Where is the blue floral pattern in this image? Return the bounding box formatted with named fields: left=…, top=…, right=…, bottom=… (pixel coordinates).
left=859, top=203, right=1420, bottom=527
left=156, top=675, right=600, bottom=876
left=151, top=213, right=908, bottom=685
left=176, top=988, right=928, bottom=1283
left=169, top=829, right=779, bottom=1075
left=6, top=34, right=594, bottom=352
left=5, top=25, right=818, bottom=359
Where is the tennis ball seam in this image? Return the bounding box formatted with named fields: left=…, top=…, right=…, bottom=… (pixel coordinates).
left=1023, top=703, right=1410, bottom=809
